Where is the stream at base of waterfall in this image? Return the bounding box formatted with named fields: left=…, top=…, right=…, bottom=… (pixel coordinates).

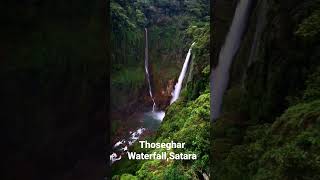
left=110, top=27, right=195, bottom=164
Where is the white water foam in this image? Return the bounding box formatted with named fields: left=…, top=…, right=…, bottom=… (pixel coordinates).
left=110, top=127, right=146, bottom=164
left=170, top=42, right=195, bottom=104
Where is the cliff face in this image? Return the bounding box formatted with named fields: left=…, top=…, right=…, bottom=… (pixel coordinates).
left=110, top=0, right=193, bottom=113
left=111, top=1, right=210, bottom=178
left=110, top=0, right=209, bottom=141
left=212, top=0, right=320, bottom=178
left=212, top=0, right=320, bottom=122
left=230, top=0, right=319, bottom=121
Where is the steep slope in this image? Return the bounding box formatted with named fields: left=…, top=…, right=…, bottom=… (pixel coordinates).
left=211, top=0, right=320, bottom=179
left=112, top=0, right=210, bottom=179
left=111, top=9, right=210, bottom=179
left=110, top=0, right=209, bottom=141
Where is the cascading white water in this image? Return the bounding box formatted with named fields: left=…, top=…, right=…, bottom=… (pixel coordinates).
left=211, top=0, right=252, bottom=120
left=110, top=127, right=146, bottom=164
left=110, top=28, right=159, bottom=165
left=170, top=42, right=195, bottom=104
left=144, top=28, right=156, bottom=112
left=111, top=29, right=192, bottom=165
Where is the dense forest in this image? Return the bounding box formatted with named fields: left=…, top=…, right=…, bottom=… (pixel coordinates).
left=1, top=0, right=319, bottom=179
left=110, top=0, right=209, bottom=112
left=211, top=0, right=320, bottom=179
left=111, top=0, right=210, bottom=179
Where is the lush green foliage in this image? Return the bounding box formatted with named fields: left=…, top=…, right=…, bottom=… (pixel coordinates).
left=212, top=69, right=320, bottom=178
left=111, top=0, right=147, bottom=108
left=212, top=68, right=320, bottom=179
left=211, top=1, right=320, bottom=179
left=120, top=92, right=210, bottom=179
left=112, top=173, right=138, bottom=180
left=296, top=9, right=320, bottom=39
left=112, top=42, right=210, bottom=179
left=212, top=99, right=320, bottom=180
left=110, top=0, right=210, bottom=109
left=185, top=23, right=210, bottom=101
left=111, top=1, right=209, bottom=178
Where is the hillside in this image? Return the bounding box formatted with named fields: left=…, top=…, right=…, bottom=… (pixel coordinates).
left=211, top=0, right=320, bottom=179
left=110, top=0, right=210, bottom=179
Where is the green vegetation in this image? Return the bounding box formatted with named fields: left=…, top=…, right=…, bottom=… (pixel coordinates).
left=112, top=173, right=138, bottom=180
left=211, top=1, right=320, bottom=179
left=111, top=0, right=210, bottom=178
left=296, top=9, right=320, bottom=39
left=111, top=0, right=146, bottom=109
left=111, top=0, right=209, bottom=109
left=112, top=92, right=210, bottom=179
left=212, top=97, right=320, bottom=179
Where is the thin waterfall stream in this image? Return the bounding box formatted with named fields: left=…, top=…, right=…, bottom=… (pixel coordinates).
left=171, top=42, right=195, bottom=104
left=144, top=28, right=165, bottom=122
left=144, top=28, right=157, bottom=112
left=211, top=0, right=252, bottom=121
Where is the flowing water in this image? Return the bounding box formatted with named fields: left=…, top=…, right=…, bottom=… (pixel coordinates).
left=144, top=28, right=156, bottom=112
left=211, top=0, right=252, bottom=121
left=110, top=28, right=164, bottom=164
left=110, top=127, right=146, bottom=164
left=144, top=28, right=166, bottom=121
left=110, top=30, right=195, bottom=164
left=170, top=42, right=195, bottom=104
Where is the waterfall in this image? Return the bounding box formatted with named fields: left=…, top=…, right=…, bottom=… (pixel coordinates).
left=110, top=32, right=193, bottom=165
left=144, top=28, right=156, bottom=112
left=144, top=28, right=165, bottom=120
left=170, top=42, right=195, bottom=104
left=211, top=0, right=252, bottom=120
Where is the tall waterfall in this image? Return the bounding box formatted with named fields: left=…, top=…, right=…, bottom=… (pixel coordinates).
left=144, top=28, right=156, bottom=112
left=110, top=31, right=192, bottom=165
left=170, top=42, right=195, bottom=104
left=211, top=0, right=252, bottom=120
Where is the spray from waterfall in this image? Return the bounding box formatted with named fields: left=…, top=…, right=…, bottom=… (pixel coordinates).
left=144, top=28, right=156, bottom=112
left=211, top=0, right=252, bottom=120
left=110, top=32, right=193, bottom=165
left=170, top=42, right=195, bottom=104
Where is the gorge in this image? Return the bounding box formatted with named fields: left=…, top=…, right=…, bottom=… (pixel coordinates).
left=111, top=0, right=210, bottom=179
left=110, top=26, right=195, bottom=164
left=1, top=0, right=318, bottom=179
